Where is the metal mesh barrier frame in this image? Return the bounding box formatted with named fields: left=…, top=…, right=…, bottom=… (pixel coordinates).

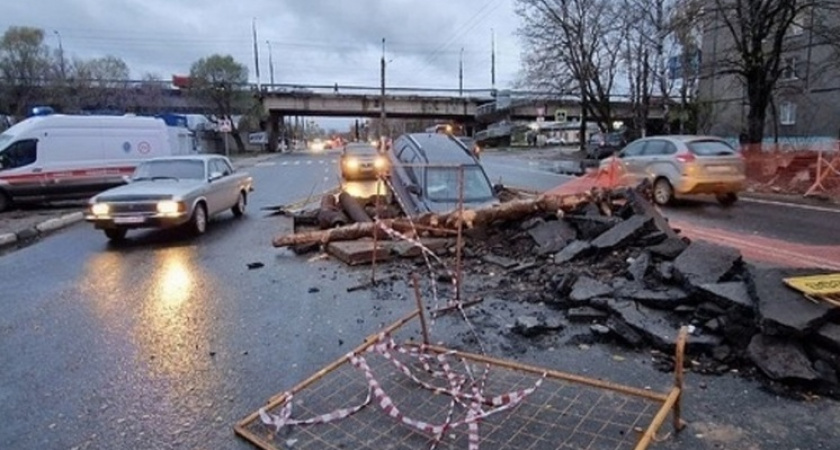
left=234, top=309, right=686, bottom=450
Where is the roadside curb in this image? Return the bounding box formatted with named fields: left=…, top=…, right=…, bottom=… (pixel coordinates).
left=0, top=211, right=85, bottom=252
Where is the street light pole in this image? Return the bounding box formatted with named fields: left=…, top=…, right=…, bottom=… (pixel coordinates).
left=459, top=47, right=464, bottom=96
left=266, top=40, right=275, bottom=87
left=53, top=30, right=65, bottom=80
left=380, top=37, right=386, bottom=150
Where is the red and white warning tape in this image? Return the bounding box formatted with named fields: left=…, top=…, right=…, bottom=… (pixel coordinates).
left=260, top=331, right=544, bottom=450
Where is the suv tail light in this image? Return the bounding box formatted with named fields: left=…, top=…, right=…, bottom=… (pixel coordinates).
left=676, top=153, right=696, bottom=163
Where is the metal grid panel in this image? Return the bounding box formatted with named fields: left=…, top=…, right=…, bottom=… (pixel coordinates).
left=239, top=349, right=661, bottom=450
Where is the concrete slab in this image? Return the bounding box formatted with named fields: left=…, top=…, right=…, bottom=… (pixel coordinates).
left=326, top=239, right=392, bottom=266
left=747, top=334, right=820, bottom=382
left=0, top=233, right=16, bottom=248
left=752, top=268, right=839, bottom=336
left=673, top=240, right=741, bottom=287
left=590, top=215, right=653, bottom=251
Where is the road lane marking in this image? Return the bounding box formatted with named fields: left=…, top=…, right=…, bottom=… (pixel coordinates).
left=740, top=197, right=840, bottom=214
left=255, top=162, right=276, bottom=167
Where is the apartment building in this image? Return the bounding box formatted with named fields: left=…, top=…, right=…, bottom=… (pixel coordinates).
left=697, top=5, right=840, bottom=142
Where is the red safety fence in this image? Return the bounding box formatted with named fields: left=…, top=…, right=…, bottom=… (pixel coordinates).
left=739, top=142, right=840, bottom=199
left=545, top=141, right=840, bottom=201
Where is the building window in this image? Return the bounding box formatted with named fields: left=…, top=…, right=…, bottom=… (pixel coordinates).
left=781, top=57, right=799, bottom=80
left=780, top=102, right=797, bottom=125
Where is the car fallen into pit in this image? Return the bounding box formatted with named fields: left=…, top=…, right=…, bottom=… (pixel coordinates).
left=85, top=155, right=253, bottom=241
left=386, top=133, right=499, bottom=215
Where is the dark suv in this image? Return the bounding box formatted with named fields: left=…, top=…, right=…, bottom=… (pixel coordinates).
left=387, top=133, right=498, bottom=215
left=586, top=132, right=627, bottom=159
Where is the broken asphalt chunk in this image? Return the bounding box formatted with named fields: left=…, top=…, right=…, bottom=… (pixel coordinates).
left=614, top=285, right=691, bottom=309
left=569, top=276, right=613, bottom=303
left=481, top=253, right=518, bottom=269
left=590, top=215, right=653, bottom=252
left=673, top=240, right=741, bottom=287
left=747, top=334, right=820, bottom=382
left=564, top=215, right=621, bottom=240
left=607, top=300, right=720, bottom=352
left=553, top=240, right=592, bottom=264
left=752, top=268, right=839, bottom=337
left=606, top=316, right=644, bottom=347
left=648, top=237, right=688, bottom=260
left=567, top=307, right=608, bottom=322
left=246, top=262, right=265, bottom=270
left=528, top=220, right=578, bottom=255
left=627, top=252, right=651, bottom=282
left=816, top=323, right=840, bottom=353
left=698, top=282, right=754, bottom=312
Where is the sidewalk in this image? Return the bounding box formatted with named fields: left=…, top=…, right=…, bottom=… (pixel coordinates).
left=0, top=152, right=279, bottom=253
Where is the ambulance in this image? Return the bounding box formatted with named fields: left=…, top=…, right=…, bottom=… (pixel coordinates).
left=0, top=114, right=199, bottom=211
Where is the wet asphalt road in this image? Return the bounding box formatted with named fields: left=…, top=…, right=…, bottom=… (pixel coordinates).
left=1, top=150, right=839, bottom=449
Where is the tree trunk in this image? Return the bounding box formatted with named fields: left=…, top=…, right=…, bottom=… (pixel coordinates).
left=272, top=192, right=598, bottom=248
left=745, top=72, right=771, bottom=145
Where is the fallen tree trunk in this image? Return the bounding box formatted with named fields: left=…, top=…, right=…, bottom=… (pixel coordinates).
left=273, top=190, right=602, bottom=248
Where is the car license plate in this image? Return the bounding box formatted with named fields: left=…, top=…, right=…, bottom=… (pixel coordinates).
left=707, top=165, right=732, bottom=173
left=114, top=216, right=145, bottom=224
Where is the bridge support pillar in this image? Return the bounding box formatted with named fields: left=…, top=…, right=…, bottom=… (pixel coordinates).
left=268, top=111, right=281, bottom=153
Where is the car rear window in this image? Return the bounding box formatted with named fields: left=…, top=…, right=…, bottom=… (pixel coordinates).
left=687, top=140, right=737, bottom=156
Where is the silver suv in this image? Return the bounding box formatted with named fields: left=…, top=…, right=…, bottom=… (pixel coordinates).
left=603, top=135, right=745, bottom=206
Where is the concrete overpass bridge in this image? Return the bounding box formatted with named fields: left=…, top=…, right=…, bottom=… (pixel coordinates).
left=259, top=85, right=667, bottom=149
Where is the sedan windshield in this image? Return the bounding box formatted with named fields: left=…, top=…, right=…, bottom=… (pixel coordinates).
left=425, top=165, right=494, bottom=202
left=133, top=160, right=205, bottom=180
left=344, top=144, right=378, bottom=156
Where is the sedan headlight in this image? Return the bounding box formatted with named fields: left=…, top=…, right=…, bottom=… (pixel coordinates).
left=374, top=156, right=387, bottom=170
left=156, top=200, right=181, bottom=215
left=345, top=158, right=360, bottom=170
left=91, top=203, right=110, bottom=216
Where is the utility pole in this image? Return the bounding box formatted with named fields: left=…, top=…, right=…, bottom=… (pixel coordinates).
left=491, top=28, right=496, bottom=93
left=252, top=18, right=261, bottom=90
left=459, top=47, right=464, bottom=96
left=266, top=40, right=275, bottom=87
left=53, top=30, right=65, bottom=80
left=380, top=37, right=386, bottom=150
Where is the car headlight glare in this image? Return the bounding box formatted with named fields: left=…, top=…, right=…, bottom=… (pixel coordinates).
left=91, top=203, right=110, bottom=216
left=374, top=157, right=387, bottom=170
left=346, top=158, right=360, bottom=170
left=156, top=200, right=181, bottom=214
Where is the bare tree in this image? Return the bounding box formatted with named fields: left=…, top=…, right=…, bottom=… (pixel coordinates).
left=188, top=54, right=250, bottom=153
left=517, top=0, right=627, bottom=149
left=707, top=0, right=840, bottom=144
left=0, top=26, right=52, bottom=116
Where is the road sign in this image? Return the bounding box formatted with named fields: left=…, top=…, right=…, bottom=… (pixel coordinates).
left=219, top=119, right=232, bottom=133
left=784, top=273, right=840, bottom=296
left=554, top=109, right=567, bottom=123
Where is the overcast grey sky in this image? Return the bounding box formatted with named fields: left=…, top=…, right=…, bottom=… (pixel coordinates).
left=3, top=0, right=523, bottom=91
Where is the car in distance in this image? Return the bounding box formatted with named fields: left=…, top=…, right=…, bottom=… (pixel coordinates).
left=85, top=155, right=253, bottom=241
left=586, top=131, right=626, bottom=159
left=602, top=135, right=745, bottom=206
left=456, top=136, right=482, bottom=159
left=340, top=142, right=388, bottom=180
left=387, top=133, right=498, bottom=215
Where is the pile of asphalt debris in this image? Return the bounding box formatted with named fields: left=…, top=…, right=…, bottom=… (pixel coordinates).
left=284, top=184, right=840, bottom=399
left=439, top=190, right=840, bottom=399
